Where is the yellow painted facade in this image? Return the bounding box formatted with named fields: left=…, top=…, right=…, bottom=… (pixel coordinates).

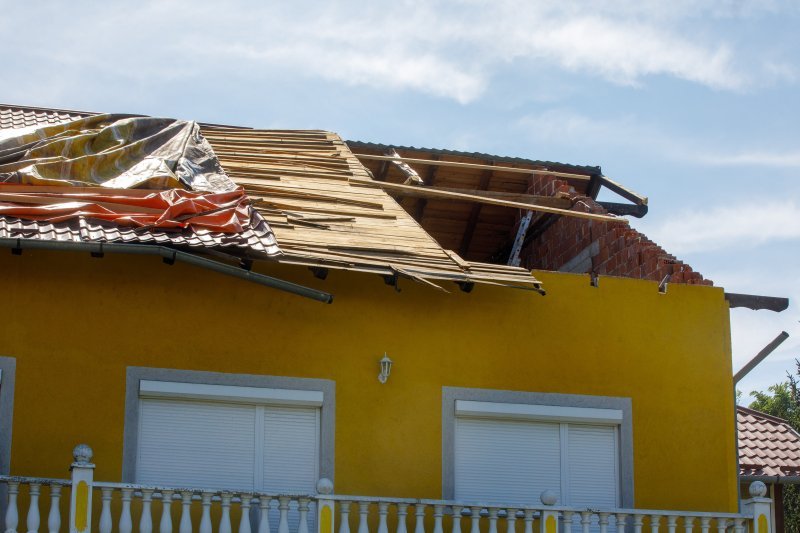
left=1, top=249, right=737, bottom=512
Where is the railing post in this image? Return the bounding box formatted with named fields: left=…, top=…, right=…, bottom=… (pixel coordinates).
left=741, top=481, right=773, bottom=533
left=539, top=491, right=558, bottom=533
left=317, top=478, right=335, bottom=533
left=68, top=444, right=94, bottom=533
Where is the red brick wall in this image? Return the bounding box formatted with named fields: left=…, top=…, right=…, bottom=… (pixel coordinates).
left=522, top=177, right=712, bottom=285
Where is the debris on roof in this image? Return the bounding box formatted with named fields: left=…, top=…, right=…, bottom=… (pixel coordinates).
left=201, top=125, right=541, bottom=291
left=0, top=105, right=541, bottom=292
left=738, top=406, right=800, bottom=478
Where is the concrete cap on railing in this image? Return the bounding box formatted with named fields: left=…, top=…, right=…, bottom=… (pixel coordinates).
left=316, top=477, right=334, bottom=495
left=540, top=490, right=558, bottom=506
left=749, top=481, right=767, bottom=498
left=72, top=444, right=94, bottom=466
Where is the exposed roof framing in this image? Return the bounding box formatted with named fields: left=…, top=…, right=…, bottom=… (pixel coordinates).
left=460, top=166, right=494, bottom=257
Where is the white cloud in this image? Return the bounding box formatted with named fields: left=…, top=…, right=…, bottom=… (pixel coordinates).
left=644, top=201, right=800, bottom=254
left=695, top=150, right=800, bottom=167
left=2, top=0, right=793, bottom=105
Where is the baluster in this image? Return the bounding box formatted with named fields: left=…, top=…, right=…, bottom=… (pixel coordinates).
left=633, top=514, right=644, bottom=533
left=278, top=497, right=290, bottom=533
left=562, top=512, right=573, bottom=533
left=615, top=514, right=627, bottom=533
left=26, top=483, right=40, bottom=533
left=99, top=488, right=113, bottom=533
left=580, top=512, right=592, bottom=533
left=397, top=504, right=409, bottom=533
left=505, top=509, right=516, bottom=533
left=338, top=502, right=352, bottom=533
left=199, top=493, right=213, bottom=533
left=119, top=489, right=133, bottom=533
left=298, top=498, right=310, bottom=533
left=598, top=513, right=609, bottom=533
left=258, top=497, right=272, bottom=533
left=141, top=489, right=154, bottom=533
left=377, top=503, right=389, bottom=533
left=682, top=517, right=694, bottom=533
left=732, top=518, right=744, bottom=533
left=433, top=505, right=444, bottom=533
left=699, top=517, right=710, bottom=533
left=714, top=518, right=726, bottom=533
left=160, top=491, right=174, bottom=533
left=179, top=492, right=193, bottom=533
left=470, top=508, right=481, bottom=533
left=648, top=515, right=660, bottom=533
left=666, top=516, right=677, bottom=533
left=239, top=495, right=252, bottom=533
left=47, top=485, right=61, bottom=533
left=6, top=481, right=19, bottom=533
left=219, top=492, right=231, bottom=533
left=522, top=510, right=533, bottom=533
left=357, top=502, right=369, bottom=533
left=415, top=504, right=426, bottom=533
left=487, top=509, right=497, bottom=533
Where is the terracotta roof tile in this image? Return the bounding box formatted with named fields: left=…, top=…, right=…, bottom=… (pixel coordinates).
left=738, top=406, right=800, bottom=478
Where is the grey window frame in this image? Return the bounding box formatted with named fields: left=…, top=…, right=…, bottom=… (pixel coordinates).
left=122, top=366, right=335, bottom=485
left=442, top=386, right=634, bottom=507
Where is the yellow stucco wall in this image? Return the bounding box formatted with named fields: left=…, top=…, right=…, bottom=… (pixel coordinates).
left=0, top=249, right=738, bottom=512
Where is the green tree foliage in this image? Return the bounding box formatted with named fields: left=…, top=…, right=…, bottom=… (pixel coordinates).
left=748, top=363, right=800, bottom=532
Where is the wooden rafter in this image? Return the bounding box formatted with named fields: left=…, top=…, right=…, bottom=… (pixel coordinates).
left=414, top=156, right=439, bottom=222
left=354, top=153, right=592, bottom=180
left=459, top=167, right=493, bottom=257
left=352, top=179, right=627, bottom=224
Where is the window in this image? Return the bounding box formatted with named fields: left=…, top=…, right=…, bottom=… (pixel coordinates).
left=443, top=388, right=633, bottom=511
left=124, top=368, right=334, bottom=530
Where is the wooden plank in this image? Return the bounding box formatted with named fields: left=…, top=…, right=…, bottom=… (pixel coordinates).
left=353, top=153, right=592, bottom=180
left=599, top=175, right=648, bottom=205
left=351, top=179, right=627, bottom=224
left=725, top=293, right=790, bottom=312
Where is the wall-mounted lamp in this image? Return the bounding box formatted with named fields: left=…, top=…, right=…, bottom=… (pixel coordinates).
left=378, top=353, right=393, bottom=384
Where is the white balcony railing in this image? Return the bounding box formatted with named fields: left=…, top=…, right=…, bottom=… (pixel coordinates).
left=1, top=445, right=773, bottom=533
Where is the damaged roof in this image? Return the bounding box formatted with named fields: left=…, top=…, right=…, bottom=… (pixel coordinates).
left=738, top=405, right=800, bottom=479
left=0, top=104, right=543, bottom=291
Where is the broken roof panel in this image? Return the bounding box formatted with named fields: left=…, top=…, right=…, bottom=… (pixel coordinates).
left=0, top=105, right=540, bottom=291
left=738, top=406, right=800, bottom=478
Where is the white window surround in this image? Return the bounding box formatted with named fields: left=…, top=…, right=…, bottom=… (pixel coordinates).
left=442, top=387, right=634, bottom=508
left=139, top=380, right=324, bottom=406
left=455, top=400, right=623, bottom=425
left=122, top=367, right=335, bottom=485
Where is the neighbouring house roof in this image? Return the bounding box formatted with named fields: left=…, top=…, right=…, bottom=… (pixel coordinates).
left=0, top=104, right=542, bottom=291
left=738, top=405, right=800, bottom=478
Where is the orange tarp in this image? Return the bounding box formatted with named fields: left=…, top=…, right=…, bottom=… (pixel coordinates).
left=0, top=184, right=253, bottom=234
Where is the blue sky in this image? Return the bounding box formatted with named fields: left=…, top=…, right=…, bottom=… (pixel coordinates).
left=2, top=0, right=798, bottom=400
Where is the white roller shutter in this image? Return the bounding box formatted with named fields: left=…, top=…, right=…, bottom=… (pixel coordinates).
left=455, top=417, right=561, bottom=504
left=136, top=397, right=320, bottom=500
left=566, top=424, right=618, bottom=508
left=454, top=414, right=620, bottom=523
left=137, top=399, right=257, bottom=490
left=262, top=406, right=319, bottom=533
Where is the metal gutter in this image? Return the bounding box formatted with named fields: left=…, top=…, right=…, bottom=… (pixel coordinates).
left=0, top=238, right=333, bottom=304
left=740, top=474, right=800, bottom=485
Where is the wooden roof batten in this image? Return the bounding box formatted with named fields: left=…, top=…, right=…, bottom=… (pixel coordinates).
left=198, top=125, right=543, bottom=293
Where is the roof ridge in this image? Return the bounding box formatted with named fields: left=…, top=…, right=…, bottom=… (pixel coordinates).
left=737, top=405, right=794, bottom=425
